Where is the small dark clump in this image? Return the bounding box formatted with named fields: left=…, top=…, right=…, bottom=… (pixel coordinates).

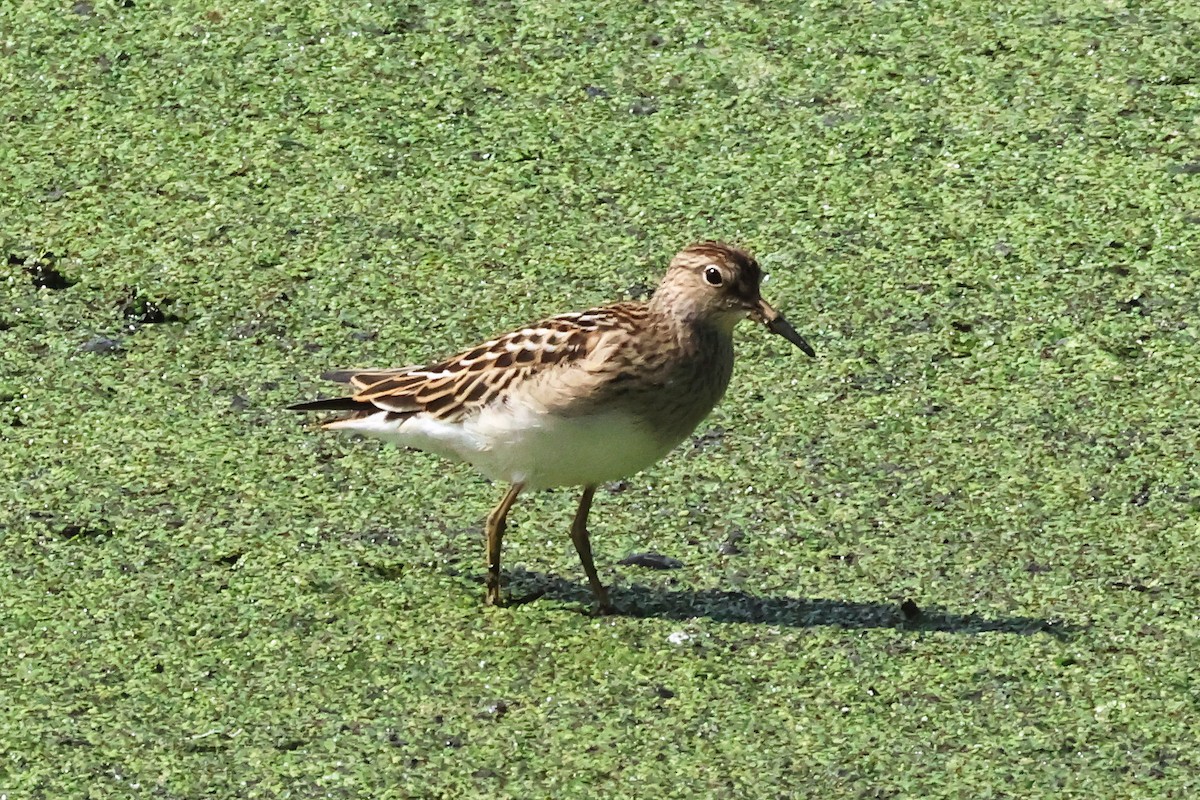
left=79, top=335, right=123, bottom=354
left=17, top=252, right=74, bottom=290
left=619, top=552, right=683, bottom=570
left=117, top=288, right=178, bottom=327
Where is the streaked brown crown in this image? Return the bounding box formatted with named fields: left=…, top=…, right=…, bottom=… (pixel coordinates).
left=674, top=242, right=761, bottom=284
left=650, top=241, right=765, bottom=327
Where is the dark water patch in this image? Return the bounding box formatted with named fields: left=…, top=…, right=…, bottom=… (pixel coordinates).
left=1109, top=580, right=1160, bottom=594
left=628, top=98, right=657, bottom=116
left=230, top=314, right=286, bottom=341
left=477, top=699, right=509, bottom=721
left=623, top=281, right=653, bottom=300
left=1167, top=162, right=1200, bottom=175
left=117, top=288, right=178, bottom=327
left=1116, top=296, right=1147, bottom=315
left=718, top=528, right=745, bottom=556
left=184, top=733, right=229, bottom=753
left=366, top=562, right=405, bottom=581
left=58, top=521, right=112, bottom=540
left=79, top=335, right=123, bottom=354
left=691, top=426, right=726, bottom=450
left=14, top=252, right=75, bottom=290
left=619, top=552, right=684, bottom=570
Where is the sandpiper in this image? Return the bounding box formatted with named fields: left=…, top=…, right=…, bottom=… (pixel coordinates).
left=290, top=242, right=815, bottom=613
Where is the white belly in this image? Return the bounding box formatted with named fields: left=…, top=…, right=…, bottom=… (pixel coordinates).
left=340, top=405, right=679, bottom=490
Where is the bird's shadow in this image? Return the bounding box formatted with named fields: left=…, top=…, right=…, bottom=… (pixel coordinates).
left=504, top=569, right=1078, bottom=638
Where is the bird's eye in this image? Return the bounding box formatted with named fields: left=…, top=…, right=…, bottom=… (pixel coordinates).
left=703, top=266, right=723, bottom=286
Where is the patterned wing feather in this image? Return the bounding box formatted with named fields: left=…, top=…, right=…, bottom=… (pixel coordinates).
left=304, top=305, right=648, bottom=423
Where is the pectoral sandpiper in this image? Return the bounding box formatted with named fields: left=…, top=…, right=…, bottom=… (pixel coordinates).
left=290, top=242, right=814, bottom=613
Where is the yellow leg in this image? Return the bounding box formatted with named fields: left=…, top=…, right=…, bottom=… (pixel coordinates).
left=485, top=483, right=523, bottom=606
left=569, top=486, right=613, bottom=613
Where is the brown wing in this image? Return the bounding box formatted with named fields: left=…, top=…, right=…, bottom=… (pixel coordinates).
left=290, top=304, right=648, bottom=423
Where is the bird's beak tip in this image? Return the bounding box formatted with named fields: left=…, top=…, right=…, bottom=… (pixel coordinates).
left=755, top=299, right=815, bottom=357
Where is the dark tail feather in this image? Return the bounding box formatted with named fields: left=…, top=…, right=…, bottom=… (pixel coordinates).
left=292, top=368, right=413, bottom=412
left=287, top=397, right=373, bottom=413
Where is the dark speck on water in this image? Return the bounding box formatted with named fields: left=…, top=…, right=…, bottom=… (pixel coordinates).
left=628, top=98, right=657, bottom=116
left=118, top=290, right=173, bottom=326
left=624, top=282, right=654, bottom=300
left=692, top=427, right=727, bottom=450
left=719, top=528, right=745, bottom=556
left=79, top=335, right=123, bottom=354
left=481, top=700, right=509, bottom=720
